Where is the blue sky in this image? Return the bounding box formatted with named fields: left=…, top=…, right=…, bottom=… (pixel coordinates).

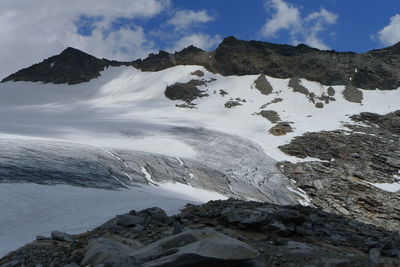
left=1, top=0, right=399, bottom=79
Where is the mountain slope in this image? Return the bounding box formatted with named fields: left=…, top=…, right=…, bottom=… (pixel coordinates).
left=0, top=37, right=399, bottom=260
left=3, top=37, right=400, bottom=90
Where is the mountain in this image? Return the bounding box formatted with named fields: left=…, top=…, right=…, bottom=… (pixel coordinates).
left=3, top=36, right=400, bottom=89
left=0, top=36, right=399, bottom=265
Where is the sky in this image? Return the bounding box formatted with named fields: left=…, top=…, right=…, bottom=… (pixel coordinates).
left=1, top=0, right=399, bottom=79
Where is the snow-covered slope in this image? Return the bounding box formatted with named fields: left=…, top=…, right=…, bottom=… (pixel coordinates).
left=1, top=65, right=399, bottom=160
left=1, top=64, right=399, bottom=257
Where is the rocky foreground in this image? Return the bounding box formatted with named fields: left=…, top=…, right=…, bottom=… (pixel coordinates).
left=1, top=199, right=400, bottom=266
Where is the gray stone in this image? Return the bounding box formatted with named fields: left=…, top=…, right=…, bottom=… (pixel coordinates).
left=36, top=235, right=51, bottom=241
left=124, top=229, right=259, bottom=266
left=172, top=223, right=183, bottom=235
left=342, top=85, right=363, bottom=103
left=116, top=215, right=145, bottom=227
left=51, top=231, right=74, bottom=242
left=254, top=74, right=273, bottom=95
left=81, top=238, right=133, bottom=266
left=0, top=261, right=20, bottom=267
left=225, top=100, right=242, bottom=108
left=269, top=122, right=293, bottom=136
left=190, top=70, right=205, bottom=77
left=258, top=110, right=281, bottom=123
left=327, top=86, right=335, bottom=96
left=164, top=82, right=208, bottom=103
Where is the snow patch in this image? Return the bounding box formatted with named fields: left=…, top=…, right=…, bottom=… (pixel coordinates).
left=367, top=182, right=400, bottom=192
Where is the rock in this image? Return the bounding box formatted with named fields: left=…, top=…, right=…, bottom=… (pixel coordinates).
left=342, top=85, right=363, bottom=103
left=119, top=229, right=259, bottom=266
left=190, top=70, right=205, bottom=77
left=254, top=74, right=273, bottom=95
left=381, top=240, right=399, bottom=257
left=51, top=231, right=74, bottom=242
left=164, top=81, right=207, bottom=103
left=327, top=86, right=335, bottom=96
left=257, top=110, right=281, bottom=123
left=315, top=102, right=324, bottom=108
left=368, top=248, right=381, bottom=263
left=81, top=238, right=133, bottom=266
left=0, top=261, right=20, bottom=267
left=172, top=223, right=183, bottom=235
left=5, top=37, right=400, bottom=90
left=225, top=100, right=242, bottom=108
left=289, top=77, right=310, bottom=96
left=269, top=122, right=293, bottom=136
left=36, top=235, right=51, bottom=241
left=278, top=110, right=400, bottom=231
left=219, top=89, right=228, bottom=96
left=116, top=215, right=145, bottom=227
left=175, top=102, right=197, bottom=109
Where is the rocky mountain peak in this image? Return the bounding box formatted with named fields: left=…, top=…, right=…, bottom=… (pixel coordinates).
left=2, top=36, right=400, bottom=89
left=1, top=47, right=125, bottom=85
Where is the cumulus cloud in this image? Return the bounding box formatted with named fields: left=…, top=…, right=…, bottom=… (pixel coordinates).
left=167, top=9, right=214, bottom=30
left=0, top=0, right=171, bottom=79
left=376, top=14, right=400, bottom=46
left=260, top=0, right=337, bottom=50
left=170, top=33, right=222, bottom=52
left=261, top=0, right=301, bottom=38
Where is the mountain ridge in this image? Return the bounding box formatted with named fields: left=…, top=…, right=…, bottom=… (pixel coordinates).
left=3, top=36, right=400, bottom=89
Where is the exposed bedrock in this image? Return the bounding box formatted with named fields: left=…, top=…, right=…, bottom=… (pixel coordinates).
left=3, top=37, right=400, bottom=90
left=278, top=111, right=400, bottom=230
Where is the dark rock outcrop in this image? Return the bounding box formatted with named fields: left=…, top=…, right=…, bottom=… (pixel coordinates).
left=212, top=37, right=400, bottom=90
left=2, top=199, right=400, bottom=266
left=257, top=110, right=281, bottom=123
left=3, top=37, right=400, bottom=90
left=278, top=110, right=400, bottom=230
left=269, top=122, right=293, bottom=135
left=1, top=47, right=126, bottom=84
left=164, top=79, right=210, bottom=104
left=253, top=74, right=273, bottom=95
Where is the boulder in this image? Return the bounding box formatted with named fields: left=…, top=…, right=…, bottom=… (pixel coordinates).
left=254, top=74, right=273, bottom=95
left=81, top=238, right=133, bottom=266
left=114, top=229, right=259, bottom=266
left=51, top=231, right=74, bottom=243
left=269, top=122, right=293, bottom=136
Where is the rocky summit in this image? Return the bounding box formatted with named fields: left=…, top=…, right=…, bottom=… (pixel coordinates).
left=3, top=37, right=400, bottom=90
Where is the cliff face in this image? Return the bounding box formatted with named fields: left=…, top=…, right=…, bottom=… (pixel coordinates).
left=3, top=37, right=400, bottom=90
left=212, top=37, right=400, bottom=90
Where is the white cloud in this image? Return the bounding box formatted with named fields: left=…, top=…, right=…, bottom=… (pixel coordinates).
left=167, top=10, right=214, bottom=30
left=170, top=33, right=222, bottom=52
left=260, top=0, right=337, bottom=50
left=70, top=26, right=155, bottom=61
left=377, top=14, right=400, bottom=46
left=0, top=0, right=171, bottom=79
left=261, top=0, right=301, bottom=38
